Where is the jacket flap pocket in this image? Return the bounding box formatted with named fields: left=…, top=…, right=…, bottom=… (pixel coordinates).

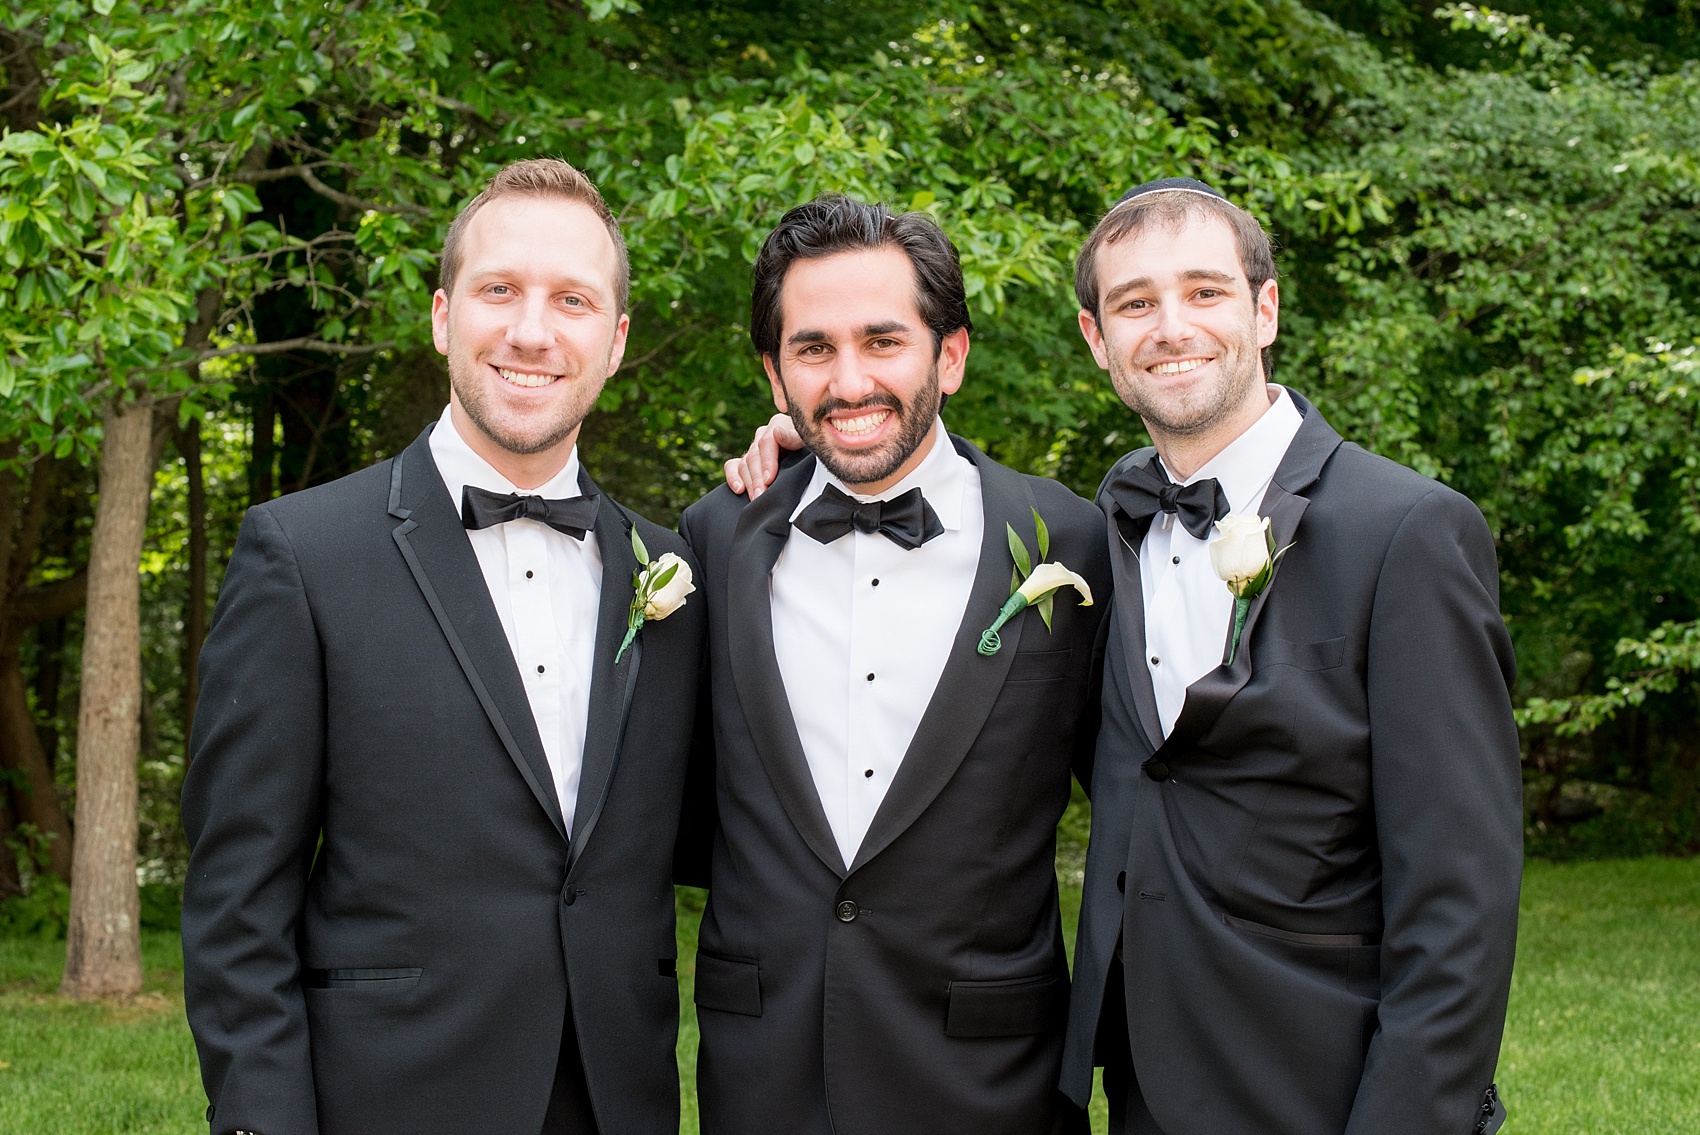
left=945, top=972, right=1062, bottom=1038
left=694, top=952, right=762, bottom=1017
left=1005, top=648, right=1072, bottom=684
left=303, top=966, right=423, bottom=991
left=1223, top=913, right=1375, bottom=947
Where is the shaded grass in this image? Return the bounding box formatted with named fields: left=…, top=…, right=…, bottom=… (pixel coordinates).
left=2, top=856, right=1695, bottom=1133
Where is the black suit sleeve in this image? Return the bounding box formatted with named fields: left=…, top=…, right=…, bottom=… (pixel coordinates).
left=180, top=507, right=326, bottom=1135
left=1348, top=488, right=1522, bottom=1134
left=672, top=503, right=717, bottom=889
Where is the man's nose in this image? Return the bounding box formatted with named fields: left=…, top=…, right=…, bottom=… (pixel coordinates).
left=1152, top=299, right=1195, bottom=346
left=506, top=294, right=554, bottom=353
left=827, top=352, right=878, bottom=404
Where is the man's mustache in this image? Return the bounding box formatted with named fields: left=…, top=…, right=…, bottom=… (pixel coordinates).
left=811, top=392, right=903, bottom=425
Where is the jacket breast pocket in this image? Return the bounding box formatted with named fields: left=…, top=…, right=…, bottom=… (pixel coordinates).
left=944, top=972, right=1063, bottom=1038
left=1257, top=635, right=1346, bottom=672
left=302, top=966, right=423, bottom=992
left=693, top=951, right=762, bottom=1017
left=1004, top=648, right=1072, bottom=684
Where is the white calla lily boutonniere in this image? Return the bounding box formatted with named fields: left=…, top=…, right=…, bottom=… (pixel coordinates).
left=978, top=508, right=1094, bottom=656
left=1209, top=513, right=1292, bottom=667
left=616, top=527, right=695, bottom=664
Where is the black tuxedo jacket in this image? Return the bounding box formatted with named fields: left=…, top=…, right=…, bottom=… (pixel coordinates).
left=181, top=427, right=704, bottom=1135
left=678, top=437, right=1110, bottom=1135
left=1061, top=393, right=1522, bottom=1135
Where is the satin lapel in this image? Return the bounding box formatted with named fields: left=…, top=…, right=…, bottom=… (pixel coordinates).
left=566, top=476, right=642, bottom=873
left=388, top=429, right=567, bottom=841
left=1160, top=395, right=1343, bottom=755
left=1104, top=449, right=1165, bottom=755
left=848, top=438, right=1030, bottom=874
left=726, top=457, right=849, bottom=878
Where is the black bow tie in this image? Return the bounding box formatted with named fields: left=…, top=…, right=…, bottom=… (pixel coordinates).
left=1106, top=458, right=1228, bottom=541
left=793, top=484, right=944, bottom=551
left=461, top=485, right=599, bottom=539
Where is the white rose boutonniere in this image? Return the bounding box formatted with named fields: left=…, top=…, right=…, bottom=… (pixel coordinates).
left=617, top=528, right=695, bottom=663
left=1209, top=513, right=1291, bottom=666
left=977, top=508, right=1094, bottom=656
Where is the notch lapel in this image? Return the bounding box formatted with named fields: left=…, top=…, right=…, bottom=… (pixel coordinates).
left=1103, top=450, right=1166, bottom=756
left=1161, top=394, right=1344, bottom=754
left=726, top=457, right=849, bottom=878
left=848, top=439, right=1034, bottom=874
left=565, top=476, right=643, bottom=873
left=388, top=429, right=567, bottom=842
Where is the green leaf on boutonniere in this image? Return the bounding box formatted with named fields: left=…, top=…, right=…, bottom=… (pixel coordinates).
left=1006, top=522, right=1032, bottom=578
left=630, top=525, right=650, bottom=566
left=1032, top=506, right=1050, bottom=561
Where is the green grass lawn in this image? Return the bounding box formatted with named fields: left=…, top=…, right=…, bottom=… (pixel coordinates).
left=3, top=857, right=1696, bottom=1134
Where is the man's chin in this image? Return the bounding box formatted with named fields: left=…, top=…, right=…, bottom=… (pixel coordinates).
left=814, top=443, right=908, bottom=489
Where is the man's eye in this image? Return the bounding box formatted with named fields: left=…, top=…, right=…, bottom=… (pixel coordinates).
left=562, top=295, right=583, bottom=306
left=489, top=284, right=512, bottom=296
left=1195, top=289, right=1222, bottom=299
left=871, top=338, right=898, bottom=349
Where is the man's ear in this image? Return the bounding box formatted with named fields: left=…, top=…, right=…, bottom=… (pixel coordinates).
left=604, top=312, right=632, bottom=376
left=936, top=328, right=970, bottom=396
left=763, top=355, right=789, bottom=413
left=430, top=290, right=451, bottom=356
left=1077, top=308, right=1111, bottom=370
left=1255, top=279, right=1279, bottom=350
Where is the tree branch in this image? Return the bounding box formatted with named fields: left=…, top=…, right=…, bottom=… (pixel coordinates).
left=201, top=163, right=431, bottom=217
left=9, top=572, right=87, bottom=628
left=198, top=338, right=397, bottom=361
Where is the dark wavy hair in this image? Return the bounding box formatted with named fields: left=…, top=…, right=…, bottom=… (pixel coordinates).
left=749, top=194, right=972, bottom=363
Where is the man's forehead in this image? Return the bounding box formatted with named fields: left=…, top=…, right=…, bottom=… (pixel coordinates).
left=781, top=247, right=924, bottom=334
left=461, top=196, right=616, bottom=266
left=1100, top=212, right=1243, bottom=282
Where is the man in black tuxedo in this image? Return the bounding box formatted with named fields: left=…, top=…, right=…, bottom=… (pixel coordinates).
left=681, top=195, right=1108, bottom=1135
left=181, top=159, right=703, bottom=1135
left=1059, top=179, right=1523, bottom=1135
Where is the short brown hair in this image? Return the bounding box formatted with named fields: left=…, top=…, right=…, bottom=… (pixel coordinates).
left=1074, top=191, right=1277, bottom=374
left=438, top=158, right=630, bottom=312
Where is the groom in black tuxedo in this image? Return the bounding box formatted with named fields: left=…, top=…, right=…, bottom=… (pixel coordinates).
left=1059, top=180, right=1523, bottom=1135
left=681, top=195, right=1108, bottom=1135
left=181, top=160, right=703, bottom=1135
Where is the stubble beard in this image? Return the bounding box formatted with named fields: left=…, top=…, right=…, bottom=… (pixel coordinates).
left=1106, top=319, right=1262, bottom=440
left=446, top=330, right=610, bottom=457
left=784, top=361, right=942, bottom=489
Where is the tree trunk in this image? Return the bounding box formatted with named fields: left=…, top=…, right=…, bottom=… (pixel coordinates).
left=177, top=418, right=207, bottom=752
left=0, top=641, right=75, bottom=879
left=61, top=393, right=154, bottom=1000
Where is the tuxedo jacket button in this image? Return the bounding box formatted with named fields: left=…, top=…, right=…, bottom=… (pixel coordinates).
left=836, top=900, right=859, bottom=922
left=1143, top=760, right=1170, bottom=781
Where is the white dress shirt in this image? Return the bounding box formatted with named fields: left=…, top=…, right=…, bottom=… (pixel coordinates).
left=770, top=420, right=984, bottom=867
left=430, top=407, right=602, bottom=833
left=1140, top=386, right=1303, bottom=737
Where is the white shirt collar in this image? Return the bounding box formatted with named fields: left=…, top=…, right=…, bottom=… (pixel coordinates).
left=790, top=418, right=971, bottom=532
left=1161, top=385, right=1303, bottom=515
left=429, top=404, right=584, bottom=504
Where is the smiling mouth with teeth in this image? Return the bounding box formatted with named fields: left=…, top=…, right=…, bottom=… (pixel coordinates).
left=498, top=366, right=561, bottom=388
left=830, top=409, right=891, bottom=438
left=1149, top=358, right=1211, bottom=376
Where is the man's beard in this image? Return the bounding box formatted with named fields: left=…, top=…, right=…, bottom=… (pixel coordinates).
left=447, top=333, right=609, bottom=457
left=784, top=362, right=942, bottom=489
left=1106, top=321, right=1261, bottom=439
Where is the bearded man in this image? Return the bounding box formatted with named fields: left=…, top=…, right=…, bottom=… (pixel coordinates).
left=181, top=159, right=704, bottom=1135
left=679, top=194, right=1109, bottom=1135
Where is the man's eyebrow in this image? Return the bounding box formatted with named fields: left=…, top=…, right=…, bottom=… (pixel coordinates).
left=1102, top=268, right=1239, bottom=308
left=859, top=320, right=912, bottom=338
left=785, top=328, right=831, bottom=348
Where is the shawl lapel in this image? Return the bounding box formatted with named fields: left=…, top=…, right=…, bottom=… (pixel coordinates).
left=848, top=437, right=1034, bottom=873
left=388, top=428, right=567, bottom=842
left=726, top=456, right=849, bottom=878
left=1104, top=452, right=1167, bottom=756
left=565, top=477, right=644, bottom=873
left=1159, top=393, right=1344, bottom=755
